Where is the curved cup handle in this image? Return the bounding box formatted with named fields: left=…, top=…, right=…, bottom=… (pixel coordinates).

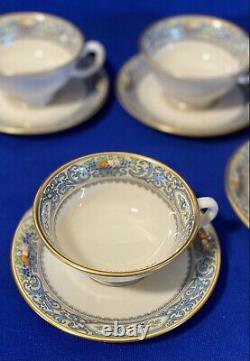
left=72, top=40, right=105, bottom=79
left=238, top=73, right=249, bottom=85
left=197, top=197, right=219, bottom=228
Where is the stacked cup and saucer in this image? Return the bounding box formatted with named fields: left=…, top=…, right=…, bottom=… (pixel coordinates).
left=12, top=152, right=221, bottom=342
left=117, top=15, right=249, bottom=137
left=0, top=12, right=109, bottom=135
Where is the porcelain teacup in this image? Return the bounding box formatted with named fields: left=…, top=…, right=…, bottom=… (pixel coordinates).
left=0, top=12, right=105, bottom=106
left=33, top=152, right=218, bottom=286
left=140, top=15, right=249, bottom=109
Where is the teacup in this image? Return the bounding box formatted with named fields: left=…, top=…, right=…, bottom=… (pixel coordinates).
left=0, top=12, right=105, bottom=106
left=33, top=152, right=218, bottom=286
left=140, top=15, right=249, bottom=109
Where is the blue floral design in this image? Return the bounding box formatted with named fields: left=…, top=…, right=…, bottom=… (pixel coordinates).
left=39, top=154, right=195, bottom=241
left=13, top=211, right=219, bottom=340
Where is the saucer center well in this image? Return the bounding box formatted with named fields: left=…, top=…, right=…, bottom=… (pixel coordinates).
left=53, top=180, right=179, bottom=272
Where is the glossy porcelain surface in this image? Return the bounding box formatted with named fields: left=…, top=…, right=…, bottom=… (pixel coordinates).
left=33, top=152, right=218, bottom=285
left=226, top=141, right=249, bottom=227
left=0, top=13, right=83, bottom=105
left=12, top=209, right=221, bottom=342
left=0, top=12, right=105, bottom=106
left=140, top=15, right=249, bottom=108
left=0, top=70, right=109, bottom=135
left=33, top=153, right=201, bottom=280
left=117, top=54, right=249, bottom=137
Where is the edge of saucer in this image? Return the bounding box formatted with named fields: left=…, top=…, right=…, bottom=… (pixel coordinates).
left=225, top=141, right=250, bottom=228
left=11, top=208, right=221, bottom=343
left=0, top=70, right=109, bottom=136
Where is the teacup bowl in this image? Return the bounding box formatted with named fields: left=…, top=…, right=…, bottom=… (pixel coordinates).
left=140, top=15, right=249, bottom=109
left=0, top=12, right=105, bottom=106
left=33, top=152, right=218, bottom=286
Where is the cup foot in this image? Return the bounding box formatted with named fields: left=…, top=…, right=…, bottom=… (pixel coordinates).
left=4, top=92, right=55, bottom=109
left=164, top=94, right=218, bottom=112
left=90, top=276, right=145, bottom=287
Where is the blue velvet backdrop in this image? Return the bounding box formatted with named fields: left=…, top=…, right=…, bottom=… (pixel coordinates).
left=0, top=1, right=249, bottom=360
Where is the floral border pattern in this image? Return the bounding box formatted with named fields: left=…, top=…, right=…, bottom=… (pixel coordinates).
left=0, top=13, right=81, bottom=55
left=143, top=16, right=248, bottom=66
left=13, top=210, right=220, bottom=340
left=39, top=154, right=196, bottom=251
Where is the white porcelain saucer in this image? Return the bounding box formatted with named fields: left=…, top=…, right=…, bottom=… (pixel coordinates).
left=117, top=55, right=249, bottom=137
left=12, top=209, right=220, bottom=342
left=0, top=70, right=109, bottom=135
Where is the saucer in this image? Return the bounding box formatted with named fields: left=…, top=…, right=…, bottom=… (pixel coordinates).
left=116, top=55, right=249, bottom=137
left=12, top=209, right=220, bottom=342
left=0, top=70, right=109, bottom=135
left=225, top=141, right=249, bottom=227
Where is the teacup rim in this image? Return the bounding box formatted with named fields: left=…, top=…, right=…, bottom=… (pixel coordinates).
left=139, top=14, right=249, bottom=80
left=0, top=11, right=84, bottom=77
left=33, top=151, right=201, bottom=277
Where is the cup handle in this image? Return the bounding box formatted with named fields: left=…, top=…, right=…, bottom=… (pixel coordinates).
left=238, top=73, right=249, bottom=85
left=71, top=40, right=105, bottom=79
left=197, top=197, right=219, bottom=228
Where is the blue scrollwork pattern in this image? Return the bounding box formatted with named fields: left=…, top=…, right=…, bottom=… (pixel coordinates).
left=14, top=212, right=219, bottom=338
left=40, top=154, right=195, bottom=241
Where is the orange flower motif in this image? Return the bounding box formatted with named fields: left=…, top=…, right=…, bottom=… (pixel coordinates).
left=21, top=254, right=29, bottom=266
left=98, top=160, right=110, bottom=168
left=198, top=229, right=207, bottom=240
left=19, top=16, right=35, bottom=26
left=184, top=18, right=200, bottom=28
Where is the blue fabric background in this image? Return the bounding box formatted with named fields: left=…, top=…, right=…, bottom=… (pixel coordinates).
left=0, top=1, right=249, bottom=360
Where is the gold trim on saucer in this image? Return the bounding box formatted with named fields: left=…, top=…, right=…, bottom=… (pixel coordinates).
left=225, top=141, right=249, bottom=227
left=116, top=55, right=249, bottom=138
left=33, top=152, right=201, bottom=277
left=11, top=209, right=221, bottom=342
left=0, top=70, right=109, bottom=136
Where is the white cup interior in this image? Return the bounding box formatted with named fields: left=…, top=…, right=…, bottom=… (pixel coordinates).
left=37, top=154, right=199, bottom=273
left=54, top=180, right=182, bottom=271
left=0, top=12, right=83, bottom=75
left=141, top=16, right=249, bottom=79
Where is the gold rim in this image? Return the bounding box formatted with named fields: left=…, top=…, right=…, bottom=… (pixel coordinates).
left=225, top=141, right=249, bottom=228
left=0, top=12, right=84, bottom=77
left=116, top=54, right=249, bottom=138
left=11, top=210, right=221, bottom=342
left=33, top=151, right=201, bottom=277
left=139, top=14, right=249, bottom=80
left=0, top=71, right=109, bottom=135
